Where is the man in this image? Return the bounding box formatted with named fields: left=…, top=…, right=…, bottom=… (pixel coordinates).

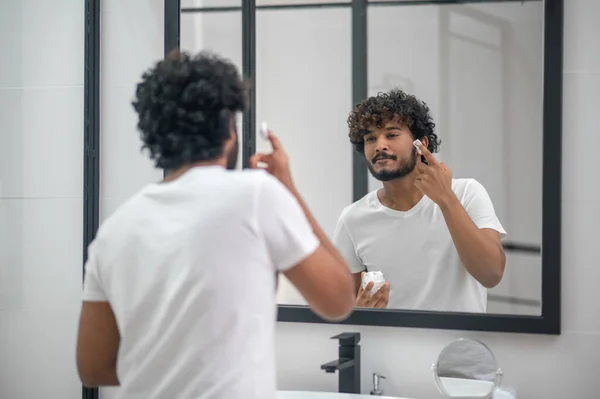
left=75, top=51, right=355, bottom=398
left=332, top=89, right=507, bottom=313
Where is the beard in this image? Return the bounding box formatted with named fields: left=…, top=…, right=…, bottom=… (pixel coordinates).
left=367, top=147, right=418, bottom=181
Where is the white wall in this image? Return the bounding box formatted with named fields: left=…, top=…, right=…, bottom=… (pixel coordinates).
left=0, top=1, right=85, bottom=398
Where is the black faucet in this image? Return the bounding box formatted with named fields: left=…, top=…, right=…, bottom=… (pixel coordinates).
left=320, top=332, right=361, bottom=394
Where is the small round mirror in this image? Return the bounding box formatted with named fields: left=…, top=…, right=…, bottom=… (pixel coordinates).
left=432, top=338, right=502, bottom=398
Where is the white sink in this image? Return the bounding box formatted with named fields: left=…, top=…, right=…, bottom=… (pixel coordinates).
left=276, top=391, right=412, bottom=399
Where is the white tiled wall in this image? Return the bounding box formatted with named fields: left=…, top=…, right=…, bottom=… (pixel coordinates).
left=0, top=0, right=84, bottom=398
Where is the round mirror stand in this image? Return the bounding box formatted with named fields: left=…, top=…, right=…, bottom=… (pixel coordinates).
left=432, top=338, right=504, bottom=399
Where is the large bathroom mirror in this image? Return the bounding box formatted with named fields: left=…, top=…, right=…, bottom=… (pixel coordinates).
left=170, top=0, right=562, bottom=334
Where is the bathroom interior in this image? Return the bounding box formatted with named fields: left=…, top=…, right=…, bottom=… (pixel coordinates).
left=0, top=0, right=597, bottom=398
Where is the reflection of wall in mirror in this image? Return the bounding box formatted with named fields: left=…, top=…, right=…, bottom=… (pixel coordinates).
left=180, top=11, right=245, bottom=170
left=367, top=3, right=543, bottom=315
left=179, top=3, right=543, bottom=313
left=252, top=9, right=352, bottom=306
left=0, top=157, right=24, bottom=312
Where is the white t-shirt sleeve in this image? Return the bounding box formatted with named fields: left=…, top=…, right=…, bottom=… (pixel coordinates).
left=256, top=174, right=320, bottom=272
left=332, top=215, right=366, bottom=274
left=82, top=243, right=109, bottom=301
left=463, top=179, right=507, bottom=239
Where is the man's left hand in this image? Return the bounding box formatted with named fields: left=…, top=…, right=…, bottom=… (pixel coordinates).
left=414, top=145, right=454, bottom=206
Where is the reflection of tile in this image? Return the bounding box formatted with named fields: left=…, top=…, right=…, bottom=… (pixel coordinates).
left=181, top=11, right=243, bottom=70
left=0, top=87, right=83, bottom=198
left=101, top=1, right=164, bottom=86
left=563, top=0, right=600, bottom=72
left=100, top=197, right=132, bottom=222
left=487, top=298, right=541, bottom=316
left=100, top=86, right=163, bottom=200
left=276, top=274, right=307, bottom=306
left=369, top=73, right=416, bottom=96
left=180, top=0, right=240, bottom=7
left=255, top=8, right=352, bottom=238
left=257, top=0, right=348, bottom=4
left=488, top=252, right=541, bottom=301
left=0, top=199, right=82, bottom=312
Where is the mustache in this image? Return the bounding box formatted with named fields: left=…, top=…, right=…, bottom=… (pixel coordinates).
left=372, top=152, right=397, bottom=163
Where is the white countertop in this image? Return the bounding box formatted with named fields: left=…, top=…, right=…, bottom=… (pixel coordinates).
left=276, top=391, right=412, bottom=399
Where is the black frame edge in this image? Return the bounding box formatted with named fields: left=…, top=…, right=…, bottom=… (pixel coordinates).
left=539, top=0, right=563, bottom=335
left=165, top=0, right=181, bottom=57
left=163, top=0, right=181, bottom=178
left=242, top=0, right=257, bottom=168
left=82, top=0, right=101, bottom=398
left=277, top=0, right=563, bottom=335
left=352, top=0, right=369, bottom=202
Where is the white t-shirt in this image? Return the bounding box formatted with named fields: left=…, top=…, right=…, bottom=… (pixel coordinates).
left=82, top=165, right=319, bottom=399
left=332, top=178, right=506, bottom=313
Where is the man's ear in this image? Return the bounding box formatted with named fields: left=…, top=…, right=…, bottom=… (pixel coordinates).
left=223, top=130, right=237, bottom=152
left=420, top=136, right=429, bottom=150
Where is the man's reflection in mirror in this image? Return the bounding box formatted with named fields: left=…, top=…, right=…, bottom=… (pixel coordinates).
left=333, top=89, right=507, bottom=313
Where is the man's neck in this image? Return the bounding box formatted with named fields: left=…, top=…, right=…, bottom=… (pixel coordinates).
left=162, top=160, right=225, bottom=183
left=378, top=174, right=424, bottom=212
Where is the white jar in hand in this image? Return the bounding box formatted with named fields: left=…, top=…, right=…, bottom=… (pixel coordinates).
left=362, top=271, right=386, bottom=295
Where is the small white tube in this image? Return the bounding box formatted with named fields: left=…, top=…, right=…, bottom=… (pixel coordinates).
left=413, top=139, right=423, bottom=154
left=260, top=121, right=269, bottom=140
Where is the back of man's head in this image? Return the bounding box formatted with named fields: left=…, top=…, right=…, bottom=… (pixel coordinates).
left=132, top=50, right=246, bottom=170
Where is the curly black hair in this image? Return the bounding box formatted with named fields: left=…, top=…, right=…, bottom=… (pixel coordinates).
left=132, top=50, right=246, bottom=170
left=347, top=89, right=440, bottom=153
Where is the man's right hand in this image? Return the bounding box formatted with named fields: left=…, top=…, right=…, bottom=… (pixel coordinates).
left=356, top=273, right=390, bottom=308
left=249, top=130, right=295, bottom=191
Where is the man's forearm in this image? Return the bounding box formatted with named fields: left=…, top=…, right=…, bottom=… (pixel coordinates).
left=438, top=193, right=505, bottom=288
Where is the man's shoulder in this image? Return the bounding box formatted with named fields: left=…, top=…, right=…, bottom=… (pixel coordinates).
left=451, top=177, right=490, bottom=204
left=213, top=168, right=270, bottom=186
left=452, top=177, right=485, bottom=194
left=338, top=190, right=377, bottom=224
left=199, top=168, right=276, bottom=197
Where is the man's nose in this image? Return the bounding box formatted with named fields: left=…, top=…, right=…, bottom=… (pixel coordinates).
left=376, top=138, right=389, bottom=152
